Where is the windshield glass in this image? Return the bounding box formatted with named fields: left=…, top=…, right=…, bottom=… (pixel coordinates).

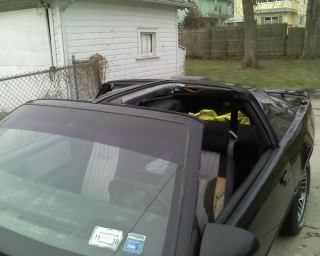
left=0, top=105, right=188, bottom=256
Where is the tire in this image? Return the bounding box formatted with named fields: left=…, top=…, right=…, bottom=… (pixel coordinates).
left=280, top=163, right=310, bottom=236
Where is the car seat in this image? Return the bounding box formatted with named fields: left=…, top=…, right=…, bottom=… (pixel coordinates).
left=81, top=143, right=120, bottom=201
left=197, top=121, right=233, bottom=232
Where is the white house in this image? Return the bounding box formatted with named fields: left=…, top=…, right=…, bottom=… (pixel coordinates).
left=0, top=0, right=190, bottom=79
left=232, top=0, right=308, bottom=27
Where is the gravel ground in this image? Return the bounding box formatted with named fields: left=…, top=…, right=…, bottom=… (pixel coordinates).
left=269, top=99, right=320, bottom=256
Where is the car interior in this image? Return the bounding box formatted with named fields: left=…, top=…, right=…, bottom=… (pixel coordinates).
left=105, top=83, right=271, bottom=229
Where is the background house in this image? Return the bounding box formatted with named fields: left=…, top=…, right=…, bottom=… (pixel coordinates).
left=196, top=0, right=233, bottom=18
left=179, top=0, right=233, bottom=25
left=232, top=0, right=308, bottom=27
left=0, top=0, right=191, bottom=79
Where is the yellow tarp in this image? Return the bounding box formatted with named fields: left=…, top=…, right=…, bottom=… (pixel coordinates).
left=189, top=109, right=251, bottom=125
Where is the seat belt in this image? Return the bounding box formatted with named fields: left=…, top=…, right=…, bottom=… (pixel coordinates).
left=224, top=130, right=238, bottom=204
left=230, top=102, right=239, bottom=134
left=224, top=102, right=239, bottom=204
left=212, top=105, right=239, bottom=219
left=211, top=103, right=239, bottom=219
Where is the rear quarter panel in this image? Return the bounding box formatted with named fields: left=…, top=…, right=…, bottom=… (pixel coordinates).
left=282, top=100, right=314, bottom=188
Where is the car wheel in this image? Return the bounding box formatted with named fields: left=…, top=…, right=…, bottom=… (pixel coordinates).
left=280, top=163, right=310, bottom=236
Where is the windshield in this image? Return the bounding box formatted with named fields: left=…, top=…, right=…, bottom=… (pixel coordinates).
left=0, top=105, right=188, bottom=256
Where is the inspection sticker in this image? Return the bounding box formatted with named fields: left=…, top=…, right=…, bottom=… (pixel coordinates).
left=122, top=233, right=146, bottom=255
left=88, top=226, right=123, bottom=251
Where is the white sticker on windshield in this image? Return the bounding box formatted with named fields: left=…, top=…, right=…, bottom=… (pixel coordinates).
left=89, top=226, right=123, bottom=251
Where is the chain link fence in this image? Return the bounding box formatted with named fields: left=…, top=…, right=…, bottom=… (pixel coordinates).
left=0, top=54, right=108, bottom=117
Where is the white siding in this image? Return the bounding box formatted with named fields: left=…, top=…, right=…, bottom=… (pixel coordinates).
left=50, top=0, right=66, bottom=66
left=0, top=8, right=52, bottom=76
left=61, top=0, right=179, bottom=80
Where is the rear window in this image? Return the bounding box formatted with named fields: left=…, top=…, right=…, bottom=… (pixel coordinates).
left=0, top=105, right=188, bottom=256
left=252, top=90, right=298, bottom=140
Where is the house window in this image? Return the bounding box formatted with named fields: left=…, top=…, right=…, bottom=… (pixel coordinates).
left=272, top=16, right=279, bottom=24
left=138, top=29, right=158, bottom=59
left=261, top=16, right=282, bottom=24
left=265, top=17, right=272, bottom=24
left=272, top=16, right=282, bottom=24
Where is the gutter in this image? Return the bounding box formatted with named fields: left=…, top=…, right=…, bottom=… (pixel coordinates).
left=140, top=0, right=194, bottom=8
left=255, top=8, right=298, bottom=14
left=0, top=1, right=39, bottom=12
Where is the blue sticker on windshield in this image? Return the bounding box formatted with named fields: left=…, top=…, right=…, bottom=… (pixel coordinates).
left=122, top=233, right=146, bottom=255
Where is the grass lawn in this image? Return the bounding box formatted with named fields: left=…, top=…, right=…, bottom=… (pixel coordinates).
left=186, top=58, right=320, bottom=89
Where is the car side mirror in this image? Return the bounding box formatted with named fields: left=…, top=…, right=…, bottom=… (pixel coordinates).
left=200, top=224, right=259, bottom=256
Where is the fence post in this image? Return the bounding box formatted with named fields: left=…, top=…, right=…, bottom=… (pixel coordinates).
left=72, top=55, right=79, bottom=100
left=283, top=24, right=288, bottom=56
left=208, top=28, right=212, bottom=58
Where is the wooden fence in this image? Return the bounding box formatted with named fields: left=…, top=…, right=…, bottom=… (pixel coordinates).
left=287, top=27, right=305, bottom=57
left=179, top=24, right=305, bottom=58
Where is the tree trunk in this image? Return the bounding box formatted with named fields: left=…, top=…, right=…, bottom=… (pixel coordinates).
left=302, top=0, right=320, bottom=58
left=242, top=0, right=258, bottom=68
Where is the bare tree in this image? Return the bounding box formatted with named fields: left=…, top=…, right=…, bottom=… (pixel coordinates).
left=183, top=6, right=206, bottom=29
left=183, top=7, right=219, bottom=29
left=302, top=0, right=320, bottom=58
left=242, top=0, right=258, bottom=68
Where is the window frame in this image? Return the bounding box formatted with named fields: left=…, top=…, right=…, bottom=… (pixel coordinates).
left=137, top=28, right=159, bottom=60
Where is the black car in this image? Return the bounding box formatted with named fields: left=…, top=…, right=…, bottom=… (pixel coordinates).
left=0, top=79, right=314, bottom=256
left=93, top=79, right=315, bottom=255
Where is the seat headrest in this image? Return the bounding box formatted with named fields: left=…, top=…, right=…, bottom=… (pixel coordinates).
left=202, top=121, right=260, bottom=152
left=202, top=121, right=229, bottom=152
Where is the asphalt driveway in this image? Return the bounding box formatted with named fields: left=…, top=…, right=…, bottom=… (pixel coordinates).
left=270, top=99, right=320, bottom=256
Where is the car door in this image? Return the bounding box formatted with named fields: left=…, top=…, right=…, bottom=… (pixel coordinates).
left=226, top=149, right=295, bottom=256
left=224, top=91, right=299, bottom=256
